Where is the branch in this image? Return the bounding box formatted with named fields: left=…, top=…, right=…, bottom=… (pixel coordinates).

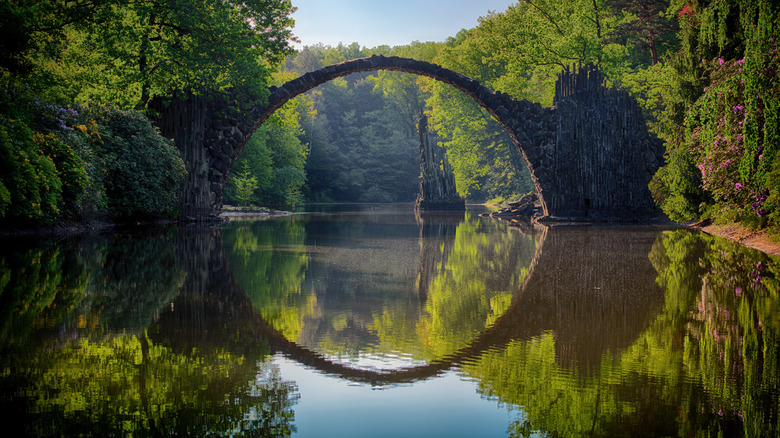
left=535, top=38, right=580, bottom=63
left=591, top=0, right=602, bottom=39
left=525, top=0, right=566, bottom=37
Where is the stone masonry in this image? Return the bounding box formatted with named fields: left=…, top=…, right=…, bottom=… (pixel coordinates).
left=161, top=56, right=663, bottom=221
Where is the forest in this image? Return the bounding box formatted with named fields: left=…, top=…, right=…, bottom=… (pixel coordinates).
left=1, top=0, right=779, bottom=228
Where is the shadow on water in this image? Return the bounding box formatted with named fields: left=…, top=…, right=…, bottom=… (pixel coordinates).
left=1, top=211, right=780, bottom=436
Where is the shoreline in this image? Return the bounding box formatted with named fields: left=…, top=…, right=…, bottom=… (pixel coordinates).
left=692, top=222, right=780, bottom=257
left=3, top=206, right=780, bottom=259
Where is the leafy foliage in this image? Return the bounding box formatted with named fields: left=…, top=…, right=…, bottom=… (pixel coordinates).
left=0, top=94, right=186, bottom=224
left=5, top=0, right=297, bottom=108
left=83, top=106, right=186, bottom=220
left=650, top=0, right=780, bottom=225
left=1, top=0, right=297, bottom=225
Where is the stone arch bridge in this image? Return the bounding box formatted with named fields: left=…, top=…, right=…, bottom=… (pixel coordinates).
left=153, top=56, right=663, bottom=221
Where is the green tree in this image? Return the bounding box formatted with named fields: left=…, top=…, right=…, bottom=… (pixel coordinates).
left=608, top=0, right=679, bottom=66
left=9, top=0, right=296, bottom=108
left=231, top=162, right=260, bottom=207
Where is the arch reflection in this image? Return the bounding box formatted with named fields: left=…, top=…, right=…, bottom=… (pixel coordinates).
left=5, top=216, right=780, bottom=436
left=220, top=207, right=538, bottom=377
left=211, top=213, right=665, bottom=385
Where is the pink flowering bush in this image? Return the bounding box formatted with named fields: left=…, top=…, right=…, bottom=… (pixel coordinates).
left=686, top=46, right=780, bottom=225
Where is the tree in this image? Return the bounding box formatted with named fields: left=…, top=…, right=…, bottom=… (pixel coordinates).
left=232, top=162, right=260, bottom=207
left=5, top=0, right=297, bottom=108
left=608, top=0, right=679, bottom=66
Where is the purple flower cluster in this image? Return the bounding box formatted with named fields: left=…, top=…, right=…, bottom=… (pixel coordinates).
left=751, top=261, right=765, bottom=287
left=37, top=103, right=79, bottom=131
left=752, top=190, right=769, bottom=217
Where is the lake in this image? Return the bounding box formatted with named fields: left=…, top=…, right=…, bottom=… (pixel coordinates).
left=1, top=204, right=779, bottom=437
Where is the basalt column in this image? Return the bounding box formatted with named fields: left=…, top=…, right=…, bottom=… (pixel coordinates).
left=415, top=112, right=465, bottom=211
left=545, top=64, right=664, bottom=220
left=151, top=92, right=215, bottom=221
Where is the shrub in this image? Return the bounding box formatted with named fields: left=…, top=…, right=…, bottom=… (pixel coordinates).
left=0, top=90, right=186, bottom=224
left=0, top=117, right=63, bottom=224
left=33, top=131, right=88, bottom=219
left=87, top=107, right=186, bottom=220
left=684, top=50, right=780, bottom=225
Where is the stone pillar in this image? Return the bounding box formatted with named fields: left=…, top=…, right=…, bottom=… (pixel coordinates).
left=415, top=112, right=465, bottom=211
left=151, top=92, right=217, bottom=221
left=546, top=64, right=664, bottom=220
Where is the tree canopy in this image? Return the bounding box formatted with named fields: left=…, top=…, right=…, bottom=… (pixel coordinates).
left=1, top=0, right=297, bottom=224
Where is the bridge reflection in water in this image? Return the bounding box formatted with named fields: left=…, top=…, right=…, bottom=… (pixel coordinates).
left=160, top=218, right=665, bottom=386
left=4, top=210, right=779, bottom=436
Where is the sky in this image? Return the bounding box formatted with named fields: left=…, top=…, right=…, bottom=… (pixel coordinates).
left=289, top=0, right=518, bottom=48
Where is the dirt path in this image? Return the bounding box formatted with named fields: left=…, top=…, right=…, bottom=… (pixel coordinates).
left=697, top=223, right=780, bottom=257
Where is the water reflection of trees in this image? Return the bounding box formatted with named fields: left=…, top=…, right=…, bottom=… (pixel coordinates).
left=412, top=212, right=536, bottom=358
left=650, top=230, right=780, bottom=437
left=223, top=217, right=312, bottom=341
left=0, top=228, right=299, bottom=437
left=227, top=211, right=540, bottom=364
left=4, top=221, right=780, bottom=436
left=0, top=230, right=184, bottom=348
left=463, top=228, right=780, bottom=437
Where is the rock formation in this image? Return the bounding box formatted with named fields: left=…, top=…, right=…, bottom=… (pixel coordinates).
left=415, top=112, right=465, bottom=211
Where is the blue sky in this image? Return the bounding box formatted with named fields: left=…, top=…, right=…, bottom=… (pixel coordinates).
left=290, top=0, right=518, bottom=48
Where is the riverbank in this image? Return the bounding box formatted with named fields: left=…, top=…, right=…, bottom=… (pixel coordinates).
left=693, top=221, right=780, bottom=257
left=219, top=205, right=293, bottom=218
left=482, top=198, right=780, bottom=258
left=0, top=206, right=291, bottom=237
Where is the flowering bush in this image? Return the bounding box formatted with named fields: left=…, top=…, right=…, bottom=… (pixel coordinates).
left=0, top=117, right=63, bottom=224
left=685, top=45, right=780, bottom=225
left=0, top=88, right=186, bottom=224
left=86, top=106, right=186, bottom=220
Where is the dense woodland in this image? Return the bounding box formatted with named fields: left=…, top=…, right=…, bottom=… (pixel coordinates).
left=1, top=0, right=779, bottom=227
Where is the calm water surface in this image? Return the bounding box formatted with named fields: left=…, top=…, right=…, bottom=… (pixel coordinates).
left=1, top=204, right=779, bottom=437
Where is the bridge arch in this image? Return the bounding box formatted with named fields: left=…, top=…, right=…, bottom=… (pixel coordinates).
left=184, top=59, right=662, bottom=221
left=206, top=55, right=552, bottom=215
